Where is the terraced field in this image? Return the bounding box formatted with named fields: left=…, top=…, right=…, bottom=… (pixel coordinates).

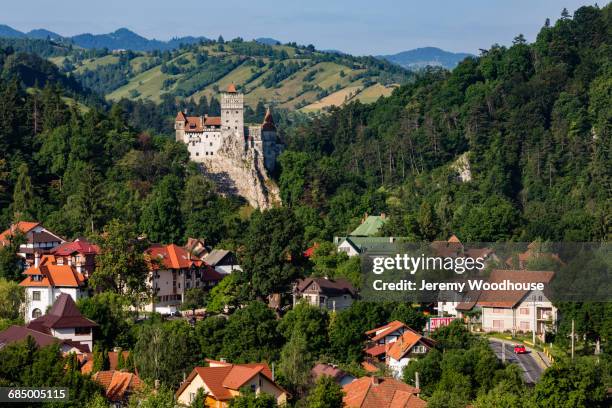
left=52, top=41, right=410, bottom=111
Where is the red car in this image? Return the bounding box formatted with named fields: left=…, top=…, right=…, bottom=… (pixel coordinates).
left=513, top=344, right=527, bottom=354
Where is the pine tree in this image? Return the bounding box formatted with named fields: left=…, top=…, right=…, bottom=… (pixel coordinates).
left=12, top=163, right=35, bottom=221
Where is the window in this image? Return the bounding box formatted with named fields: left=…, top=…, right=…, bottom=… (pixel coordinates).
left=32, top=308, right=42, bottom=319
left=195, top=152, right=199, bottom=156
left=75, top=327, right=91, bottom=335
left=413, top=345, right=427, bottom=353
left=519, top=321, right=530, bottom=330
left=210, top=142, right=213, bottom=146
left=520, top=308, right=529, bottom=315
left=493, top=320, right=503, bottom=329
left=32, top=291, right=41, bottom=301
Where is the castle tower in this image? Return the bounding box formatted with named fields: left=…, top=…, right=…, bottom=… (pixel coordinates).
left=175, top=111, right=187, bottom=142
left=261, top=107, right=280, bottom=171
left=221, top=83, right=244, bottom=138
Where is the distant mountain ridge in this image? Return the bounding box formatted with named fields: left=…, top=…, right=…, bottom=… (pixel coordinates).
left=380, top=47, right=474, bottom=69
left=0, top=24, right=208, bottom=51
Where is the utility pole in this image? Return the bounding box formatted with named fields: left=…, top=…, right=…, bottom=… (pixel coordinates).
left=571, top=319, right=575, bottom=360
left=532, top=295, right=537, bottom=345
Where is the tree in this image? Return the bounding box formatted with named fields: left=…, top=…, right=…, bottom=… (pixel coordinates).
left=0, top=230, right=25, bottom=281
left=278, top=331, right=311, bottom=397
left=133, top=320, right=200, bottom=388
left=206, top=274, right=241, bottom=313
left=220, top=301, right=282, bottom=363
left=140, top=174, right=184, bottom=243
left=0, top=278, right=25, bottom=327
left=12, top=163, right=35, bottom=221
left=78, top=292, right=133, bottom=350
left=229, top=390, right=278, bottom=408
left=430, top=320, right=473, bottom=349
left=89, top=219, right=149, bottom=299
left=128, top=386, right=176, bottom=408
left=190, top=388, right=207, bottom=408
left=388, top=303, right=427, bottom=332
left=182, top=287, right=207, bottom=316
left=530, top=357, right=607, bottom=407
left=237, top=208, right=304, bottom=299
left=306, top=375, right=344, bottom=408
left=278, top=302, right=329, bottom=357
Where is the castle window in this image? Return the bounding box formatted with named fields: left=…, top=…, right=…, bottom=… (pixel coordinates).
left=210, top=142, right=213, bottom=146
left=195, top=152, right=199, bottom=156
left=235, top=111, right=239, bottom=114
left=226, top=111, right=229, bottom=115
left=32, top=291, right=41, bottom=301
left=32, top=308, right=42, bottom=319
left=211, top=152, right=214, bottom=155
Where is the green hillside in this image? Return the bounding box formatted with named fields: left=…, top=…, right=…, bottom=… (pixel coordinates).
left=48, top=39, right=411, bottom=110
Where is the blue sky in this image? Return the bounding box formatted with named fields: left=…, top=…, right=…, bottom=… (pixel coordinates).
left=3, top=0, right=595, bottom=55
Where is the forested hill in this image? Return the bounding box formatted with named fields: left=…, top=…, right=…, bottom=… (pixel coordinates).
left=279, top=4, right=611, bottom=243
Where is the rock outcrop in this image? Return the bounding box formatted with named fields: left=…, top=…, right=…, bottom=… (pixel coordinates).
left=199, top=136, right=281, bottom=209
left=452, top=152, right=472, bottom=183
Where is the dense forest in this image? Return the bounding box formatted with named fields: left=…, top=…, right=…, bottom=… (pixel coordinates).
left=0, top=4, right=610, bottom=408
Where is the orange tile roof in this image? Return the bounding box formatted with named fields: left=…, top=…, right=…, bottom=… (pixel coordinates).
left=0, top=221, right=40, bottom=245
left=361, top=361, right=379, bottom=373
left=227, top=83, right=237, bottom=93
left=93, top=371, right=143, bottom=402
left=343, top=377, right=426, bottom=408
left=386, top=331, right=425, bottom=361
left=177, top=362, right=284, bottom=402
left=365, top=344, right=387, bottom=357
left=366, top=320, right=416, bottom=342
left=146, top=244, right=194, bottom=270
left=176, top=111, right=188, bottom=122
left=19, top=255, right=86, bottom=288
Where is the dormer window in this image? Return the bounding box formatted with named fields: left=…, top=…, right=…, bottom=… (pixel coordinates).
left=32, top=274, right=43, bottom=282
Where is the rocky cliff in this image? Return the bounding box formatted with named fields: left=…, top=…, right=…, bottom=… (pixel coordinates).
left=199, top=137, right=281, bottom=209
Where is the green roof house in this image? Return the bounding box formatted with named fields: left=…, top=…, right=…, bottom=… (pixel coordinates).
left=349, top=214, right=388, bottom=237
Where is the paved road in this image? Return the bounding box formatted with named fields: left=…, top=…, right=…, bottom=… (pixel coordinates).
left=488, top=339, right=545, bottom=384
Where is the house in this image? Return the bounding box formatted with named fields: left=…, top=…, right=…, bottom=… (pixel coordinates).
left=175, top=359, right=288, bottom=407
left=458, top=270, right=557, bottom=337
left=50, top=237, right=99, bottom=277
left=19, top=253, right=88, bottom=323
left=343, top=376, right=426, bottom=408
left=203, top=249, right=241, bottom=275
left=385, top=331, right=436, bottom=378
left=0, top=221, right=64, bottom=265
left=292, top=277, right=357, bottom=311
left=185, top=237, right=210, bottom=259
left=26, top=293, right=97, bottom=352
left=350, top=214, right=388, bottom=237
left=311, top=363, right=356, bottom=386
left=363, top=321, right=434, bottom=378
left=505, top=241, right=563, bottom=270
left=93, top=370, right=144, bottom=406
left=0, top=325, right=89, bottom=355
left=144, top=244, right=223, bottom=314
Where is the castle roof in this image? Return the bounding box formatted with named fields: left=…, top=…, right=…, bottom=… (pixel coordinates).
left=180, top=115, right=221, bottom=132
left=227, top=83, right=237, bottom=93
left=262, top=107, right=276, bottom=131
left=175, top=111, right=188, bottom=122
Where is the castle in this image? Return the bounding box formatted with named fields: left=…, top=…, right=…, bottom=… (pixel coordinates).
left=175, top=84, right=282, bottom=171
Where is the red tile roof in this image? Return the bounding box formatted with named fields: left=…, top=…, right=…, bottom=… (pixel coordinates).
left=365, top=320, right=413, bottom=342
left=27, top=293, right=97, bottom=332
left=181, top=115, right=222, bottom=132
left=311, top=363, right=350, bottom=382
left=364, top=344, right=387, bottom=357
left=227, top=83, right=237, bottom=93
left=343, top=377, right=426, bottom=408
left=295, top=277, right=357, bottom=297
left=361, top=361, right=379, bottom=373
left=51, top=238, right=99, bottom=256
left=19, top=255, right=86, bottom=288
left=0, top=325, right=89, bottom=353
left=93, top=370, right=143, bottom=402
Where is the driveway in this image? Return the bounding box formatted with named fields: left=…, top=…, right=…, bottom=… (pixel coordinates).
left=488, top=338, right=549, bottom=384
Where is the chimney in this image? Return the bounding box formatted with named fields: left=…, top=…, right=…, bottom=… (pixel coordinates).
left=371, top=376, right=380, bottom=385
left=34, top=252, right=40, bottom=268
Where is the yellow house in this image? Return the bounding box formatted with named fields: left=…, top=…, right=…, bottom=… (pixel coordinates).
left=176, top=359, right=288, bottom=407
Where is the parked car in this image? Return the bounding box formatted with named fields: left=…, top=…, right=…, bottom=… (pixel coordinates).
left=514, top=344, right=527, bottom=354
